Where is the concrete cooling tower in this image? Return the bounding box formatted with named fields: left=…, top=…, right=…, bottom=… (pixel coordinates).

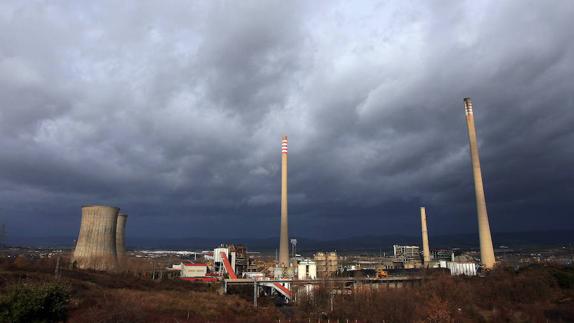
left=116, top=213, right=128, bottom=261
left=73, top=205, right=119, bottom=271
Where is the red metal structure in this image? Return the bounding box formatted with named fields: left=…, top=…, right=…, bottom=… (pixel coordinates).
left=220, top=251, right=292, bottom=299
left=272, top=282, right=293, bottom=298
left=220, top=251, right=238, bottom=280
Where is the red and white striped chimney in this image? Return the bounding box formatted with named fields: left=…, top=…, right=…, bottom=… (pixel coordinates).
left=279, top=136, right=289, bottom=267
left=281, top=137, right=288, bottom=154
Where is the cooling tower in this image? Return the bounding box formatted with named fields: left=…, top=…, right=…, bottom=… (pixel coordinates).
left=464, top=97, right=496, bottom=269
left=420, top=207, right=431, bottom=266
left=116, top=213, right=128, bottom=262
left=73, top=205, right=119, bottom=271
left=279, top=136, right=289, bottom=267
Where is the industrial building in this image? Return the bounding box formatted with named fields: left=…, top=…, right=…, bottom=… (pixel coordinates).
left=182, top=263, right=208, bottom=278
left=297, top=259, right=317, bottom=280
left=393, top=245, right=420, bottom=261
left=212, top=244, right=255, bottom=278
left=432, top=249, right=456, bottom=262
left=229, top=244, right=255, bottom=274
left=314, top=252, right=338, bottom=278
left=438, top=260, right=478, bottom=276
left=214, top=246, right=236, bottom=276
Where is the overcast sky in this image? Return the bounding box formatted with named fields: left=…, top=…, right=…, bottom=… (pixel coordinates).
left=1, top=1, right=573, bottom=242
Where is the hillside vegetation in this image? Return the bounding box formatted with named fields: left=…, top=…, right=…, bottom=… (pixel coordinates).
left=1, top=256, right=573, bottom=322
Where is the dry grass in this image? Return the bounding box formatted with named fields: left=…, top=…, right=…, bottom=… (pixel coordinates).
left=0, top=256, right=281, bottom=323
left=293, top=265, right=574, bottom=322
left=69, top=288, right=280, bottom=323
left=2, top=256, right=573, bottom=322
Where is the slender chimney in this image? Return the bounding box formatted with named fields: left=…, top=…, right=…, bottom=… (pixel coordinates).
left=464, top=97, right=496, bottom=269
left=420, top=207, right=430, bottom=266
left=279, top=136, right=289, bottom=267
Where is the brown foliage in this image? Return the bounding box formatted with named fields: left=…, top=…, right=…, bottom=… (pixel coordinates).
left=2, top=257, right=574, bottom=322
left=292, top=265, right=574, bottom=323
left=68, top=289, right=279, bottom=323
left=1, top=257, right=280, bottom=323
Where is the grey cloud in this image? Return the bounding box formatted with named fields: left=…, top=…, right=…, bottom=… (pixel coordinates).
left=0, top=0, right=573, bottom=240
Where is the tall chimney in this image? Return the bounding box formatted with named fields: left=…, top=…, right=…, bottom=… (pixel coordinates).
left=464, top=97, right=496, bottom=269
left=279, top=136, right=289, bottom=267
left=420, top=207, right=430, bottom=266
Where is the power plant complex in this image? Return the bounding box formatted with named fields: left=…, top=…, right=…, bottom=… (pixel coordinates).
left=65, top=97, right=497, bottom=304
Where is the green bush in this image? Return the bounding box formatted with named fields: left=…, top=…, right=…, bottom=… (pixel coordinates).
left=552, top=268, right=574, bottom=289
left=0, top=283, right=70, bottom=323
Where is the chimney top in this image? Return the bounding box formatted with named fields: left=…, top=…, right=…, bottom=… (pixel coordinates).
left=464, top=97, right=473, bottom=115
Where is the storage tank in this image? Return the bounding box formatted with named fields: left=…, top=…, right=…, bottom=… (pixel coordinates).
left=72, top=205, right=119, bottom=271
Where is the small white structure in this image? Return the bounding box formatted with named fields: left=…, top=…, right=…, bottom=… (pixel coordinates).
left=182, top=263, right=208, bottom=278
left=297, top=259, right=317, bottom=280
left=438, top=260, right=477, bottom=276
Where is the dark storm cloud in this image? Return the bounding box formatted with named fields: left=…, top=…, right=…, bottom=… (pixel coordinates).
left=0, top=0, right=573, bottom=240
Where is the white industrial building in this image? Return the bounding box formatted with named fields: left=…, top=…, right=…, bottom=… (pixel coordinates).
left=393, top=245, right=420, bottom=260
left=438, top=260, right=477, bottom=276
left=297, top=259, right=317, bottom=280
left=181, top=263, right=208, bottom=278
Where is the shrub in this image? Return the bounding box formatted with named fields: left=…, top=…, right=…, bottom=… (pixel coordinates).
left=0, top=283, right=70, bottom=323
left=551, top=267, right=574, bottom=289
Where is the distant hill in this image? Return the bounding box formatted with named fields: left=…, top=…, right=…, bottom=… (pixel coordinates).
left=6, top=229, right=573, bottom=252
left=290, top=230, right=574, bottom=253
